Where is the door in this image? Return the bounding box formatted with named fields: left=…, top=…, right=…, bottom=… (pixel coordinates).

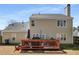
left=5, top=39, right=10, bottom=44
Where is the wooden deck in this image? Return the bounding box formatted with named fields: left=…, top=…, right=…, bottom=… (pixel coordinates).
left=15, top=39, right=60, bottom=52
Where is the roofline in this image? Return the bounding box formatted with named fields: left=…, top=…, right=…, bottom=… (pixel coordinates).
left=30, top=14, right=73, bottom=20
left=2, top=30, right=28, bottom=33
left=31, top=14, right=73, bottom=17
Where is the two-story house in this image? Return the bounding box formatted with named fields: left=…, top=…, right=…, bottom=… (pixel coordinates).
left=2, top=22, right=29, bottom=44
left=29, top=4, right=73, bottom=44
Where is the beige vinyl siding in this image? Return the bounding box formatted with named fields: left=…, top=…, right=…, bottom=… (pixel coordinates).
left=2, top=32, right=27, bottom=43
left=30, top=14, right=73, bottom=44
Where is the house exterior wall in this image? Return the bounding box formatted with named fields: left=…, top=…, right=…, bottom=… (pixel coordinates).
left=30, top=15, right=73, bottom=44
left=73, top=30, right=79, bottom=36
left=2, top=32, right=27, bottom=43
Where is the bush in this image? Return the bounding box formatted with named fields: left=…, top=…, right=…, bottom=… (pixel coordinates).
left=60, top=44, right=79, bottom=50
left=0, top=35, right=2, bottom=43
left=50, top=37, right=55, bottom=40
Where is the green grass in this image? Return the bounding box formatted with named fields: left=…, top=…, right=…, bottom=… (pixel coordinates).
left=0, top=43, right=20, bottom=46
left=60, top=44, right=79, bottom=50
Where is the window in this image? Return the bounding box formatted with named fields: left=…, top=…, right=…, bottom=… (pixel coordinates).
left=61, top=34, right=66, bottom=40
left=57, top=20, right=60, bottom=27
left=57, top=20, right=66, bottom=27
left=12, top=33, right=16, bottom=41
left=64, top=20, right=66, bottom=26
left=12, top=37, right=15, bottom=41
left=56, top=33, right=66, bottom=41
left=5, top=39, right=10, bottom=44
left=31, top=20, right=35, bottom=26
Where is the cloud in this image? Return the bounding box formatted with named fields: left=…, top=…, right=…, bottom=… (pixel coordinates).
left=0, top=6, right=63, bottom=21
left=18, top=6, right=63, bottom=14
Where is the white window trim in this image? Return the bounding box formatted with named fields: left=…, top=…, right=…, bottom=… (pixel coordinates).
left=56, top=20, right=67, bottom=28
left=56, top=33, right=67, bottom=41
left=60, top=33, right=67, bottom=41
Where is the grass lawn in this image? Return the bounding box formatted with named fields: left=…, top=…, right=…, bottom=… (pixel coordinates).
left=60, top=44, right=79, bottom=50
left=0, top=43, right=20, bottom=46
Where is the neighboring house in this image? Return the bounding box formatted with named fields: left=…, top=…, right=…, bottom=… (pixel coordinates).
left=29, top=4, right=73, bottom=44
left=0, top=30, right=2, bottom=43
left=73, top=27, right=79, bottom=44
left=2, top=22, right=29, bottom=44
left=73, top=27, right=79, bottom=36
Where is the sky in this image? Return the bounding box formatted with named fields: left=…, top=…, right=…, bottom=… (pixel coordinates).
left=0, top=4, right=79, bottom=30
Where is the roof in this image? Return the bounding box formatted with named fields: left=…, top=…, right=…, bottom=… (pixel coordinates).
left=3, top=22, right=29, bottom=32
left=30, top=14, right=73, bottom=20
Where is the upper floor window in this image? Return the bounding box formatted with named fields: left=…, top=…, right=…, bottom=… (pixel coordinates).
left=57, top=20, right=66, bottom=27
left=31, top=20, right=35, bottom=26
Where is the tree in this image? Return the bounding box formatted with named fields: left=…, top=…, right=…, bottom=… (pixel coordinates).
left=73, top=27, right=77, bottom=31
left=0, top=35, right=2, bottom=44
left=77, top=26, right=79, bottom=31
left=8, top=19, right=17, bottom=25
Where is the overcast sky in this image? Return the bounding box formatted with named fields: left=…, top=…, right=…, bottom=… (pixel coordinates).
left=0, top=4, right=79, bottom=30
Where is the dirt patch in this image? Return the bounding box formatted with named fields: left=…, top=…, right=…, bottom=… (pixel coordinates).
left=0, top=46, right=20, bottom=55
left=0, top=46, right=79, bottom=55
